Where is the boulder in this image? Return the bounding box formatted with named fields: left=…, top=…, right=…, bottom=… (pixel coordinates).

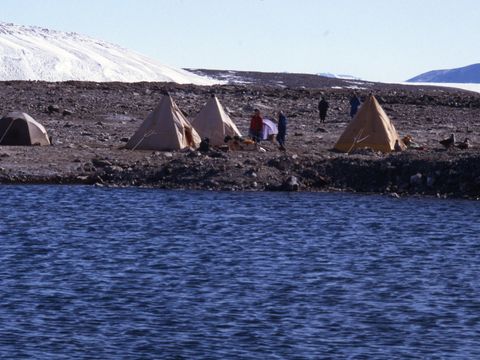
left=283, top=175, right=300, bottom=191
left=47, top=104, right=60, bottom=113
left=410, top=173, right=423, bottom=186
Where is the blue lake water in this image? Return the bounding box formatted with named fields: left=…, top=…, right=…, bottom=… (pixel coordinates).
left=0, top=185, right=479, bottom=359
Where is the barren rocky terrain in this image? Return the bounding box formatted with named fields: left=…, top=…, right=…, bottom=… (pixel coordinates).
left=1, top=75, right=480, bottom=199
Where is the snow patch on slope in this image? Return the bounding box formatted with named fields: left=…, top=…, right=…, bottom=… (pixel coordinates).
left=0, top=23, right=219, bottom=84
left=400, top=82, right=480, bottom=94
left=317, top=72, right=361, bottom=80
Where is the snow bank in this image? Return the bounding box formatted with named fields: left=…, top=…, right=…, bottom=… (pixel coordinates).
left=0, top=23, right=219, bottom=85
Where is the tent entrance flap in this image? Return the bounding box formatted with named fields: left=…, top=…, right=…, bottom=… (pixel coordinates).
left=0, top=112, right=50, bottom=146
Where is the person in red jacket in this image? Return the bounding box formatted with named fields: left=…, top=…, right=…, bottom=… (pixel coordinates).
left=249, top=109, right=263, bottom=143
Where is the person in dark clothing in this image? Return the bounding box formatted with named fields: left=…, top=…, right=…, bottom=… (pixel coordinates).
left=318, top=96, right=329, bottom=123
left=199, top=137, right=210, bottom=152
left=349, top=93, right=361, bottom=118
left=276, top=111, right=287, bottom=151
left=249, top=109, right=263, bottom=143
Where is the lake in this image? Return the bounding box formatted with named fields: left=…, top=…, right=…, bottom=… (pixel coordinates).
left=0, top=186, right=479, bottom=359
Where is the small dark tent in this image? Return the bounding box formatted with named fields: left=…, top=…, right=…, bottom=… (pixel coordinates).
left=0, top=112, right=50, bottom=146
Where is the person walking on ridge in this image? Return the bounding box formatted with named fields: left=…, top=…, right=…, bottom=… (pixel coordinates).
left=276, top=111, right=287, bottom=151
left=349, top=93, right=361, bottom=118
left=318, top=96, right=329, bottom=123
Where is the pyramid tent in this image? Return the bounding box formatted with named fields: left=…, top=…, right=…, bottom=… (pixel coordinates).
left=126, top=95, right=201, bottom=151
left=191, top=95, right=242, bottom=146
left=334, top=95, right=406, bottom=153
left=0, top=112, right=50, bottom=146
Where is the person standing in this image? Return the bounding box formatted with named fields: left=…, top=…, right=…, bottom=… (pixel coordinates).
left=249, top=109, right=263, bottom=143
left=318, top=96, right=329, bottom=123
left=276, top=111, right=287, bottom=151
left=349, top=93, right=361, bottom=118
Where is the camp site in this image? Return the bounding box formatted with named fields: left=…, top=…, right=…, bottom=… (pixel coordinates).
left=0, top=78, right=479, bottom=198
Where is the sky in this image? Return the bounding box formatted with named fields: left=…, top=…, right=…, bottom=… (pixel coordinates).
left=1, top=0, right=480, bottom=83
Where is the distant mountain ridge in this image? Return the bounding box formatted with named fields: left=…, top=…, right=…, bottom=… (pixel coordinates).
left=0, top=22, right=217, bottom=84
left=407, top=63, right=480, bottom=83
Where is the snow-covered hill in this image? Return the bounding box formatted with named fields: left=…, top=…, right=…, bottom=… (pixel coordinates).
left=407, top=63, right=480, bottom=84
left=0, top=23, right=218, bottom=84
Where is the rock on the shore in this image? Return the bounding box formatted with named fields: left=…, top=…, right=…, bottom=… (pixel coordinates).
left=282, top=176, right=300, bottom=191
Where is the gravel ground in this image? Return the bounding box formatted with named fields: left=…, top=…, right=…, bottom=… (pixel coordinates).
left=0, top=78, right=479, bottom=199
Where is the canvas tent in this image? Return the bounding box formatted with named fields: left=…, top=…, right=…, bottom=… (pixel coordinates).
left=126, top=94, right=201, bottom=151
left=191, top=95, right=242, bottom=146
left=262, top=118, right=278, bottom=140
left=0, top=112, right=50, bottom=146
left=334, top=95, right=406, bottom=153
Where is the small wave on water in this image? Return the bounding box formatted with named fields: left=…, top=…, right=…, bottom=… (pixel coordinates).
left=0, top=185, right=479, bottom=359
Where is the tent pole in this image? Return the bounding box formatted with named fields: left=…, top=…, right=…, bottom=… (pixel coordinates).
left=131, top=129, right=155, bottom=150
left=347, top=127, right=366, bottom=154
left=0, top=119, right=17, bottom=144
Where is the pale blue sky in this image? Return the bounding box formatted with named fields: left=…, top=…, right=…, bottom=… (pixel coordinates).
left=2, top=0, right=479, bottom=82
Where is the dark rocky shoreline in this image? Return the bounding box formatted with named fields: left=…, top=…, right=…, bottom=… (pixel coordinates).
left=0, top=147, right=479, bottom=200
left=0, top=78, right=479, bottom=199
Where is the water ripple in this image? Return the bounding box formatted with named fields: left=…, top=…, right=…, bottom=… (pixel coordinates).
left=0, top=186, right=479, bottom=359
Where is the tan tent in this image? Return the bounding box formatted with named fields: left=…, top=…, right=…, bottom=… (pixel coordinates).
left=126, top=94, right=201, bottom=151
left=0, top=112, right=50, bottom=146
left=191, top=95, right=242, bottom=146
left=334, top=95, right=406, bottom=153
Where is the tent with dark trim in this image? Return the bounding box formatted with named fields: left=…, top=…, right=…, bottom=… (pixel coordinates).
left=334, top=95, right=405, bottom=153
left=0, top=112, right=50, bottom=146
